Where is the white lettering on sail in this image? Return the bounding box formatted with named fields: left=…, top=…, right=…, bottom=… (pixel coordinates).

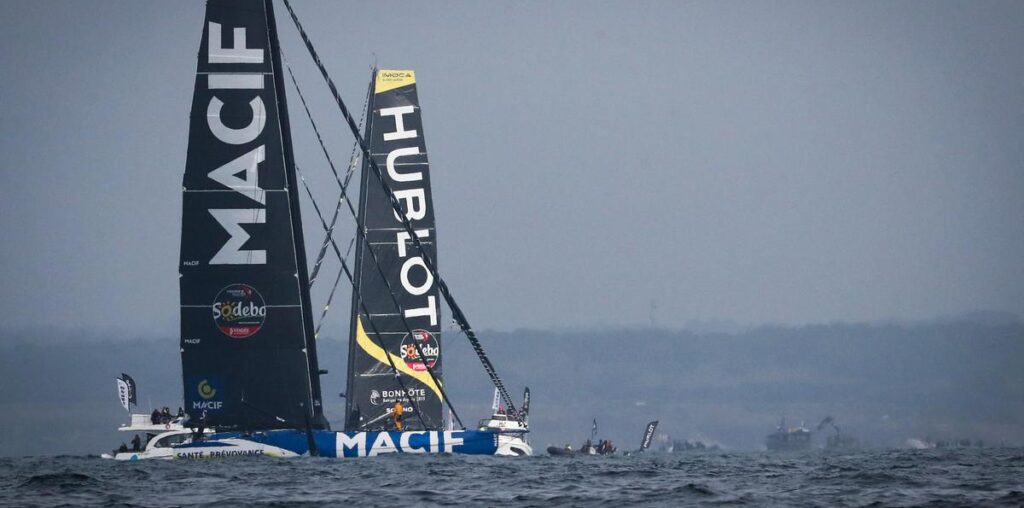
left=400, top=257, right=433, bottom=296
left=404, top=296, right=438, bottom=326
left=395, top=232, right=437, bottom=324
left=209, top=74, right=263, bottom=90
left=376, top=86, right=439, bottom=334
left=395, top=229, right=430, bottom=258
left=209, top=209, right=266, bottom=264
left=207, top=22, right=263, bottom=64
left=201, top=25, right=268, bottom=268
left=386, top=147, right=423, bottom=182
left=207, top=96, right=266, bottom=145
left=208, top=146, right=266, bottom=205
left=393, top=189, right=426, bottom=221
left=381, top=106, right=417, bottom=141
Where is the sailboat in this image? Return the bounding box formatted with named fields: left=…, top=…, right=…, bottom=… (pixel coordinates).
left=103, top=0, right=530, bottom=460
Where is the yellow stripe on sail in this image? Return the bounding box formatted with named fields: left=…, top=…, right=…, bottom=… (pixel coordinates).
left=354, top=317, right=442, bottom=401
left=375, top=69, right=416, bottom=94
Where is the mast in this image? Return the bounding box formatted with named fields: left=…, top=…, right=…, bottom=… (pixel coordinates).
left=264, top=0, right=326, bottom=429
left=344, top=72, right=377, bottom=430
left=179, top=0, right=325, bottom=431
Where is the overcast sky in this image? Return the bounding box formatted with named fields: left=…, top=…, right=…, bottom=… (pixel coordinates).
left=1, top=0, right=1022, bottom=339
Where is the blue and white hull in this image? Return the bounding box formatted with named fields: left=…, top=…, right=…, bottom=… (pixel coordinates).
left=109, top=428, right=530, bottom=460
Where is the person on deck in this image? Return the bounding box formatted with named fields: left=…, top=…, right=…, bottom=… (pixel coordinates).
left=194, top=410, right=207, bottom=442
left=131, top=434, right=142, bottom=452
left=150, top=408, right=161, bottom=424
left=392, top=401, right=404, bottom=431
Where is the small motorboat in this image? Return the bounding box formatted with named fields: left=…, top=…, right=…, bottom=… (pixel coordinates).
left=547, top=444, right=575, bottom=456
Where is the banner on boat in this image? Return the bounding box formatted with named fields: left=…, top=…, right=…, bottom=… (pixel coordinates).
left=345, top=69, right=444, bottom=431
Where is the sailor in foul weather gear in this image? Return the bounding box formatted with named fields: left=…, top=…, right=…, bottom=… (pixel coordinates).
left=392, top=401, right=404, bottom=431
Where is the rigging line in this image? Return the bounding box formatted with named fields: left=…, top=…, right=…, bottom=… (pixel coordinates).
left=313, top=236, right=354, bottom=339
left=284, top=51, right=458, bottom=430
left=281, top=0, right=522, bottom=424
left=282, top=50, right=367, bottom=287
left=295, top=163, right=429, bottom=431
left=284, top=54, right=364, bottom=339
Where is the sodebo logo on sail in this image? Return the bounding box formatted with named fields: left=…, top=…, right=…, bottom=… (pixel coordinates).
left=212, top=283, right=266, bottom=338
left=203, top=21, right=269, bottom=266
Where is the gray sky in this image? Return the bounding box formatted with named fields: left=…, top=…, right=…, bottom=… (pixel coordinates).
left=1, top=0, right=1022, bottom=338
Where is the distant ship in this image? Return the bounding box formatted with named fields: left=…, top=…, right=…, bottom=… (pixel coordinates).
left=765, top=417, right=812, bottom=451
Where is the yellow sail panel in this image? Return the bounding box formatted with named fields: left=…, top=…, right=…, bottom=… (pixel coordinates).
left=354, top=317, right=443, bottom=401
left=375, top=69, right=416, bottom=94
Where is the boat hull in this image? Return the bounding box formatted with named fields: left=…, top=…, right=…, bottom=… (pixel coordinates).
left=547, top=446, right=574, bottom=456
left=110, top=429, right=526, bottom=460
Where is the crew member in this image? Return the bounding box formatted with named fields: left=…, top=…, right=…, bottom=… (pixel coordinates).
left=392, top=401, right=404, bottom=431
left=150, top=408, right=161, bottom=424
left=131, top=434, right=142, bottom=452
left=194, top=410, right=207, bottom=442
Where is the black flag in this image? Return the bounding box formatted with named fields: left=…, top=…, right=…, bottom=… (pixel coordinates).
left=116, top=373, right=137, bottom=412
left=121, top=373, right=137, bottom=406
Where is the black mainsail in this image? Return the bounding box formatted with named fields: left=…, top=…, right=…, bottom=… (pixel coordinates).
left=179, top=0, right=326, bottom=430
left=344, top=70, right=443, bottom=431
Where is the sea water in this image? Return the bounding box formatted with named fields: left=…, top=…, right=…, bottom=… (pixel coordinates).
left=2, top=448, right=1022, bottom=506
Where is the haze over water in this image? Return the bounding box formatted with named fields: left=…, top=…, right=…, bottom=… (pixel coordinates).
left=1, top=0, right=1023, bottom=336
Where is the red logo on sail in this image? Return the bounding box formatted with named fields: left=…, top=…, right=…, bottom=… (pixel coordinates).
left=399, top=330, right=439, bottom=371
left=212, top=284, right=266, bottom=338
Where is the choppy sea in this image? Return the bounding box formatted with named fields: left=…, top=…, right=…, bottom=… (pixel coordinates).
left=2, top=448, right=1022, bottom=507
